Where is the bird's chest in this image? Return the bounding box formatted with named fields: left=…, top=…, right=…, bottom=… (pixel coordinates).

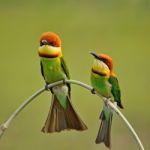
left=41, top=58, right=65, bottom=83
left=91, top=73, right=112, bottom=97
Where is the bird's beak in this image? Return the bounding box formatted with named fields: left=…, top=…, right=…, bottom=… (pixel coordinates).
left=90, top=52, right=100, bottom=60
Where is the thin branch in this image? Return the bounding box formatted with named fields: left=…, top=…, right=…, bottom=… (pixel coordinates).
left=0, top=80, right=64, bottom=138
left=0, top=80, right=144, bottom=150
left=65, top=80, right=144, bottom=150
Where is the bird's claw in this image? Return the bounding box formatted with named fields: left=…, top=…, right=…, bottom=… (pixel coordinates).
left=45, top=84, right=54, bottom=93
left=62, top=79, right=67, bottom=84
left=91, top=88, right=96, bottom=94
left=45, top=84, right=50, bottom=91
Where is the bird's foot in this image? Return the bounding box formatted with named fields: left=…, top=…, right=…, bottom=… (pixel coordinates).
left=62, top=79, right=67, bottom=84
left=91, top=88, right=96, bottom=94
left=45, top=84, right=54, bottom=93
left=45, top=84, right=49, bottom=91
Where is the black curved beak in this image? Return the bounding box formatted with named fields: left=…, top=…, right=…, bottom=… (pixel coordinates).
left=90, top=52, right=100, bottom=60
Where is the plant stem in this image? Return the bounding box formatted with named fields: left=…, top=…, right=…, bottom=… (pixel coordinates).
left=66, top=80, right=144, bottom=150
left=0, top=80, right=63, bottom=138
left=0, top=80, right=145, bottom=150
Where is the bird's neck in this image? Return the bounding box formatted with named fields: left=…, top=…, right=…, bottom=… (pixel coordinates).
left=110, top=70, right=116, bottom=77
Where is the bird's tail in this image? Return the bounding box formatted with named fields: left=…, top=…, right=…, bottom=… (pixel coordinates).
left=95, top=110, right=113, bottom=148
left=41, top=95, right=87, bottom=133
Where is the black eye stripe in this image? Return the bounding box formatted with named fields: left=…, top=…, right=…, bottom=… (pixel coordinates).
left=40, top=40, right=55, bottom=46
left=40, top=41, right=44, bottom=46
left=49, top=42, right=55, bottom=46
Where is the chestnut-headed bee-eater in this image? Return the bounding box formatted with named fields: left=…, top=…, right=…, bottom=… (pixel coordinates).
left=90, top=52, right=123, bottom=148
left=38, top=32, right=87, bottom=133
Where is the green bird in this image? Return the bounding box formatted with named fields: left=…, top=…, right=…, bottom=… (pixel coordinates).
left=38, top=32, right=87, bottom=133
left=90, top=52, right=124, bottom=148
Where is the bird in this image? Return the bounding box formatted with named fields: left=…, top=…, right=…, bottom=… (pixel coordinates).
left=38, top=32, right=87, bottom=133
left=90, top=52, right=124, bottom=148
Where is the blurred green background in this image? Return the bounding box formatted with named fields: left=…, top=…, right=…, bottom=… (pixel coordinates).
left=0, top=0, right=150, bottom=150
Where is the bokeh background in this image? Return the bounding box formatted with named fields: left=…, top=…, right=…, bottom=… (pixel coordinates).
left=0, top=0, right=150, bottom=150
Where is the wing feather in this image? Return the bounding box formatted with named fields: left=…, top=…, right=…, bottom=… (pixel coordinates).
left=108, top=75, right=124, bottom=109
left=60, top=57, right=71, bottom=96
left=40, top=61, right=45, bottom=79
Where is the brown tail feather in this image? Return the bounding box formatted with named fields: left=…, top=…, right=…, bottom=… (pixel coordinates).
left=95, top=111, right=113, bottom=148
left=41, top=95, right=87, bottom=133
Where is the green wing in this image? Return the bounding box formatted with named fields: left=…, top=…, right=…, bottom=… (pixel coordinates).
left=60, top=57, right=71, bottom=95
left=108, top=75, right=124, bottom=109
left=60, top=57, right=70, bottom=79
left=40, top=61, right=45, bottom=79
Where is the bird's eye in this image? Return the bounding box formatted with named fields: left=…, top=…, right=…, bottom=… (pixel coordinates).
left=40, top=40, right=57, bottom=47
left=101, top=58, right=107, bottom=63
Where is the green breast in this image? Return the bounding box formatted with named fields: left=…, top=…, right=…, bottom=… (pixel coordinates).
left=91, top=72, right=112, bottom=98
left=41, top=57, right=66, bottom=83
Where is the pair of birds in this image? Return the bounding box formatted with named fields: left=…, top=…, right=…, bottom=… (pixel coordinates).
left=38, top=32, right=124, bottom=148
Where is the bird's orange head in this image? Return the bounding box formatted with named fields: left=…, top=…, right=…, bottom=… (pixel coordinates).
left=90, top=52, right=114, bottom=76
left=38, top=32, right=62, bottom=58
left=99, top=53, right=113, bottom=71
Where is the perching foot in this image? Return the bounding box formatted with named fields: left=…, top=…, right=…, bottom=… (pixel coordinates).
left=91, top=88, right=96, bottom=94
left=62, top=79, right=67, bottom=84
left=45, top=84, right=49, bottom=91
left=45, top=84, right=54, bottom=93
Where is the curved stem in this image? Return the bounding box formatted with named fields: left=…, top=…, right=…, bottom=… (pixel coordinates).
left=0, top=80, right=145, bottom=150
left=0, top=80, right=63, bottom=138
left=66, top=80, right=144, bottom=150
left=107, top=101, right=145, bottom=150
